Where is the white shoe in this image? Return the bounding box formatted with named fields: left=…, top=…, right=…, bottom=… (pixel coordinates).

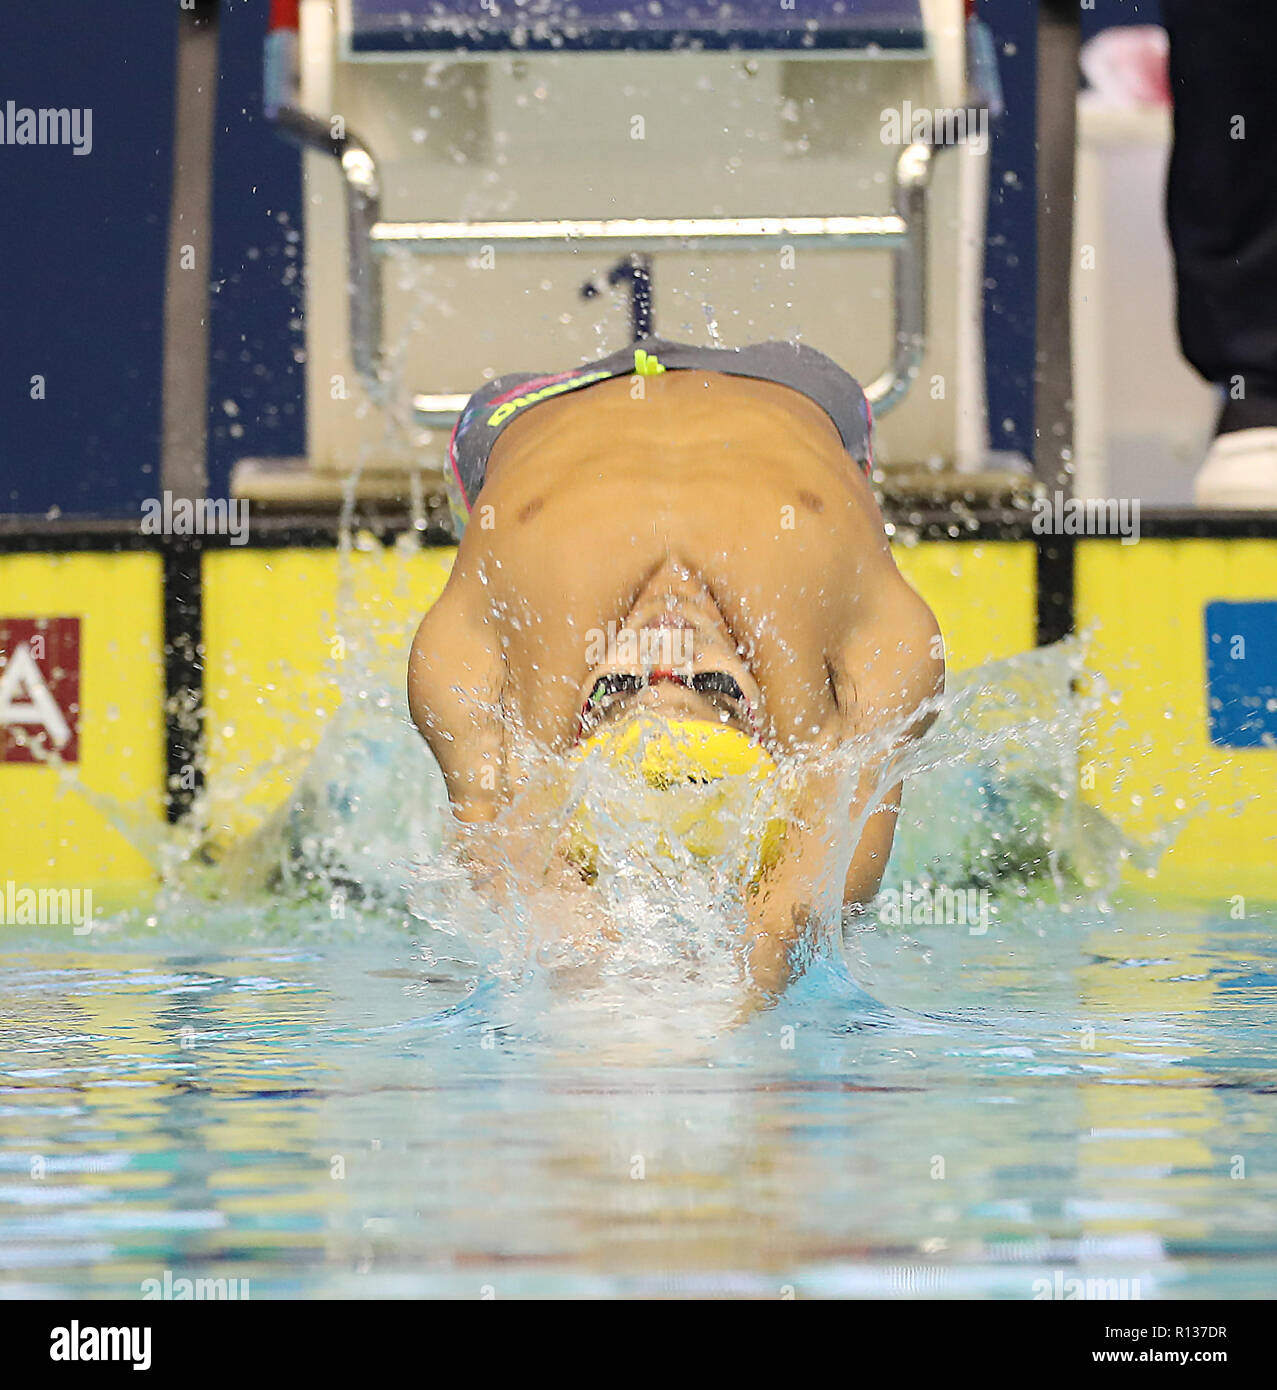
left=1194, top=427, right=1277, bottom=508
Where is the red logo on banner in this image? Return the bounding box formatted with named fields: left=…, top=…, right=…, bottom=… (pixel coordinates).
left=0, top=617, right=81, bottom=764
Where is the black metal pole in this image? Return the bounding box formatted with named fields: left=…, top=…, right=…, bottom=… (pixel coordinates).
left=160, top=0, right=219, bottom=820
left=163, top=537, right=204, bottom=823
left=627, top=254, right=654, bottom=340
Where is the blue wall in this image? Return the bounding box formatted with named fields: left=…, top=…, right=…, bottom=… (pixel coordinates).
left=0, top=3, right=176, bottom=516
left=0, top=0, right=303, bottom=518
left=0, top=0, right=1162, bottom=517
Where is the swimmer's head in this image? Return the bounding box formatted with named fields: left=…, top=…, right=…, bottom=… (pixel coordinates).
left=564, top=565, right=782, bottom=881
left=575, top=579, right=762, bottom=740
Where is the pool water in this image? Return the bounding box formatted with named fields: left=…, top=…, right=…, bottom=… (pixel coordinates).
left=2, top=897, right=1274, bottom=1299
left=3, top=642, right=1272, bottom=1299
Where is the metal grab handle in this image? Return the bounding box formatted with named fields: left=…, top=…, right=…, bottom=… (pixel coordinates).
left=273, top=108, right=387, bottom=402
left=581, top=254, right=655, bottom=341
left=273, top=101, right=932, bottom=420
left=373, top=214, right=909, bottom=253
left=865, top=142, right=931, bottom=414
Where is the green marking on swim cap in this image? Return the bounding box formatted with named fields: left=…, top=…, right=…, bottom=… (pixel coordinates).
left=634, top=349, right=665, bottom=377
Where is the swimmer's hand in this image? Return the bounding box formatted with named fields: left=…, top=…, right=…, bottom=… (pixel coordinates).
left=453, top=808, right=609, bottom=925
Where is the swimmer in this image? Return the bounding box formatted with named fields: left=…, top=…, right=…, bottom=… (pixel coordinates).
left=408, top=338, right=943, bottom=997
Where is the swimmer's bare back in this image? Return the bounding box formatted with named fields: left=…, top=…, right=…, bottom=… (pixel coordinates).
left=409, top=370, right=944, bottom=989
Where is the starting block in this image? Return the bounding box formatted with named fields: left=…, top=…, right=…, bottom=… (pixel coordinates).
left=233, top=0, right=998, bottom=513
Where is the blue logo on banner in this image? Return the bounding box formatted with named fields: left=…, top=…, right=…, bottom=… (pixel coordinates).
left=1205, top=601, right=1277, bottom=749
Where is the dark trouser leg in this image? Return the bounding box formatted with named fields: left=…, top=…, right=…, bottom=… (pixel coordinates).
left=1163, top=0, right=1277, bottom=433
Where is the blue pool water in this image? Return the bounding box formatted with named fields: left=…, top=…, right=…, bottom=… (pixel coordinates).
left=1, top=898, right=1274, bottom=1299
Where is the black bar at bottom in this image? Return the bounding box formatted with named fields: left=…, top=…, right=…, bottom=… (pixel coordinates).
left=0, top=1296, right=1267, bottom=1369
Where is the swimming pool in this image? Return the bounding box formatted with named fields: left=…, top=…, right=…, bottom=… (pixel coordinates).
left=3, top=893, right=1274, bottom=1299
left=3, top=621, right=1275, bottom=1301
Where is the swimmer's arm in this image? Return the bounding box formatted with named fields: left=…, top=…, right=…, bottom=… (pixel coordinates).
left=743, top=590, right=943, bottom=998
left=407, top=585, right=507, bottom=829
left=409, top=590, right=596, bottom=905
left=742, top=766, right=886, bottom=1001
left=408, top=584, right=573, bottom=897
left=832, top=589, right=943, bottom=903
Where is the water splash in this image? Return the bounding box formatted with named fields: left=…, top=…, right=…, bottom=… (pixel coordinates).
left=60, top=582, right=1180, bottom=1043
left=194, top=634, right=1176, bottom=1036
